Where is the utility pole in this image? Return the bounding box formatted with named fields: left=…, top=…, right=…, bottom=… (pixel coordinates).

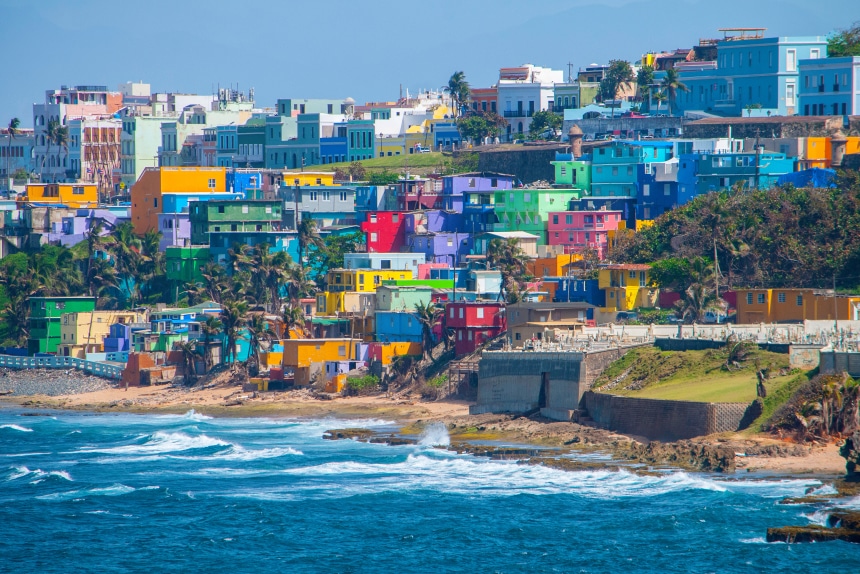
left=753, top=130, right=761, bottom=190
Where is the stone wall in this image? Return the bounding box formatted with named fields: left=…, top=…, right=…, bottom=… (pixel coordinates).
left=477, top=144, right=567, bottom=184
left=789, top=345, right=824, bottom=369
left=583, top=392, right=752, bottom=441
left=655, top=338, right=725, bottom=352
left=820, top=351, right=860, bottom=377
left=683, top=116, right=860, bottom=140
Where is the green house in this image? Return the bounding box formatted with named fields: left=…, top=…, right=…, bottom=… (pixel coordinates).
left=189, top=199, right=283, bottom=246
left=27, top=296, right=96, bottom=355
left=551, top=158, right=592, bottom=193
left=492, top=188, right=583, bottom=244
left=375, top=285, right=435, bottom=312
left=166, top=246, right=210, bottom=284
left=382, top=279, right=455, bottom=290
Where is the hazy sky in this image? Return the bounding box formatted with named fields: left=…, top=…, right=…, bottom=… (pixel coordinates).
left=1, top=0, right=855, bottom=127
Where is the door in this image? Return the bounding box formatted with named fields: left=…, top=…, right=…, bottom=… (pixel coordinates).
left=538, top=372, right=550, bottom=409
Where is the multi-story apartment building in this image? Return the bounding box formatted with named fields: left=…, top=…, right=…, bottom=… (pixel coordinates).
left=496, top=64, right=564, bottom=141
left=799, top=56, right=860, bottom=116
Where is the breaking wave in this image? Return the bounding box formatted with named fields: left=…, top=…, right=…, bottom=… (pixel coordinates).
left=0, top=424, right=33, bottom=432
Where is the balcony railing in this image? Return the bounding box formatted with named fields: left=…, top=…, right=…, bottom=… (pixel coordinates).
left=503, top=110, right=534, bottom=118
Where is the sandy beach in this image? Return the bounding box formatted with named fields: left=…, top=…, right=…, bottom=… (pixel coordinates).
left=1, top=377, right=849, bottom=477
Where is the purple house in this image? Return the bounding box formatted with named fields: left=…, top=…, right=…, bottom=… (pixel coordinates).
left=48, top=208, right=129, bottom=247
left=442, top=172, right=516, bottom=212
left=405, top=210, right=473, bottom=266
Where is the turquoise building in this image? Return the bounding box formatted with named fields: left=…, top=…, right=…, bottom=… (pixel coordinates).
left=590, top=141, right=673, bottom=198
left=679, top=150, right=795, bottom=194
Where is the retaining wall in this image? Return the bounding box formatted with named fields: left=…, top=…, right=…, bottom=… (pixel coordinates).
left=0, top=354, right=123, bottom=380
left=820, top=351, right=860, bottom=377
left=583, top=392, right=752, bottom=441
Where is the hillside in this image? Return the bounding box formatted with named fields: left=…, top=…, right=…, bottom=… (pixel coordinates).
left=592, top=346, right=797, bottom=404
left=324, top=151, right=478, bottom=177
left=610, top=170, right=860, bottom=291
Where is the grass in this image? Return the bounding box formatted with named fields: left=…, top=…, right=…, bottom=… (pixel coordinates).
left=743, top=369, right=817, bottom=434
left=594, top=346, right=797, bottom=403
left=324, top=151, right=479, bottom=176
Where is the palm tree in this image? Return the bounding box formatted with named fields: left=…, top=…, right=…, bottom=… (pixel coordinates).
left=652, top=89, right=667, bottom=115
left=200, top=315, right=222, bottom=371
left=5, top=117, right=19, bottom=192
left=174, top=341, right=201, bottom=386
left=445, top=71, right=471, bottom=118
left=486, top=238, right=530, bottom=302
left=105, top=221, right=143, bottom=307
left=661, top=68, right=689, bottom=117
left=245, top=313, right=274, bottom=376
left=220, top=299, right=248, bottom=367
left=297, top=218, right=323, bottom=271
left=414, top=301, right=441, bottom=359
left=42, top=118, right=69, bottom=182
left=282, top=304, right=305, bottom=340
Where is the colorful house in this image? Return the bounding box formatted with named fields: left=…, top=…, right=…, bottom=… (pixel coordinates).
left=492, top=188, right=583, bottom=244
left=598, top=264, right=659, bottom=313
left=166, top=246, right=210, bottom=285
left=57, top=310, right=146, bottom=358
left=325, top=268, right=414, bottom=293
left=26, top=296, right=96, bottom=355
left=130, top=166, right=229, bottom=235
left=442, top=172, right=515, bottom=212
left=20, top=183, right=98, bottom=209
left=799, top=56, right=860, bottom=116
left=375, top=311, right=424, bottom=343
left=551, top=154, right=592, bottom=193
left=360, top=211, right=407, bottom=253
left=735, top=288, right=860, bottom=323
left=681, top=150, right=795, bottom=194
left=375, top=285, right=434, bottom=312
left=445, top=301, right=506, bottom=357
left=506, top=301, right=592, bottom=345
left=281, top=338, right=360, bottom=386
left=590, top=141, right=673, bottom=199
left=547, top=210, right=623, bottom=258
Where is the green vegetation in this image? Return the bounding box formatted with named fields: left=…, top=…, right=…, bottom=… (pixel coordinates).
left=611, top=172, right=860, bottom=291
left=345, top=374, right=380, bottom=394
left=426, top=374, right=448, bottom=389
left=527, top=110, right=563, bottom=140
left=828, top=21, right=860, bottom=57
left=593, top=346, right=795, bottom=403
left=326, top=151, right=479, bottom=178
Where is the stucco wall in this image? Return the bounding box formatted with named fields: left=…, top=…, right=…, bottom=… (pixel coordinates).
left=583, top=392, right=752, bottom=441
left=477, top=145, right=567, bottom=184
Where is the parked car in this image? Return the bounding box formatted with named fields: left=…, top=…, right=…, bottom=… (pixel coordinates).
left=414, top=145, right=432, bottom=153
left=702, top=310, right=727, bottom=324
left=615, top=311, right=638, bottom=323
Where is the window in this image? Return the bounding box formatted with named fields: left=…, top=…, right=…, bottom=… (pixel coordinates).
left=218, top=205, right=225, bottom=214
left=757, top=293, right=766, bottom=304
left=565, top=214, right=573, bottom=224
left=786, top=83, right=796, bottom=106
left=208, top=178, right=216, bottom=189
left=552, top=215, right=558, bottom=224
left=810, top=48, right=820, bottom=59
left=746, top=293, right=753, bottom=305
left=392, top=213, right=399, bottom=223
left=72, top=186, right=84, bottom=195
left=459, top=308, right=464, bottom=319
left=242, top=205, right=249, bottom=214
left=153, top=197, right=158, bottom=208
left=642, top=184, right=650, bottom=196
left=786, top=49, right=796, bottom=72
left=796, top=295, right=803, bottom=306
left=370, top=232, right=378, bottom=242
left=450, top=308, right=454, bottom=318
left=477, top=308, right=484, bottom=319
left=778, top=292, right=786, bottom=303
left=629, top=271, right=636, bottom=279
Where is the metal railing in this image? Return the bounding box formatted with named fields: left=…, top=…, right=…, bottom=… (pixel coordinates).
left=503, top=110, right=535, bottom=118
left=0, top=354, right=123, bottom=380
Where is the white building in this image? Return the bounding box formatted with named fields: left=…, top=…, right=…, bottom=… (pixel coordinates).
left=496, top=64, right=564, bottom=141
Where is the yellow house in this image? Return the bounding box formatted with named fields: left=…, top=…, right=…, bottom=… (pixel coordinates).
left=527, top=254, right=583, bottom=278
left=316, top=291, right=376, bottom=316
left=281, top=171, right=338, bottom=187
left=599, top=264, right=658, bottom=312
left=735, top=289, right=860, bottom=323
left=21, top=183, right=98, bottom=209
left=130, top=166, right=228, bottom=235
left=57, top=310, right=146, bottom=358
left=282, top=338, right=360, bottom=386
left=374, top=342, right=422, bottom=365
left=326, top=269, right=414, bottom=293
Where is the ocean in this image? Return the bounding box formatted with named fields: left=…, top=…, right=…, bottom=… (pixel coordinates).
left=1, top=407, right=857, bottom=573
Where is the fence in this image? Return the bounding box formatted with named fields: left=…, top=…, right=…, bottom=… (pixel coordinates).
left=0, top=354, right=123, bottom=380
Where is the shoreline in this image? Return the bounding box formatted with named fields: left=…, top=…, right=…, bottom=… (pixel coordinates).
left=0, top=380, right=850, bottom=478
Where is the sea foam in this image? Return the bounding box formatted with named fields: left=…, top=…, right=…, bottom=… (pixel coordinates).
left=1, top=424, right=33, bottom=432
left=417, top=422, right=450, bottom=447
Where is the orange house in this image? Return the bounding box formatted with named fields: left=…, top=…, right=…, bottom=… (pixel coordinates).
left=21, top=183, right=98, bottom=209
left=130, top=167, right=227, bottom=235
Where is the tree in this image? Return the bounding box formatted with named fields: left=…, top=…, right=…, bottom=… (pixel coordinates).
left=200, top=315, right=222, bottom=371
left=297, top=217, right=324, bottom=271
left=219, top=299, right=248, bottom=367
left=457, top=110, right=506, bottom=144
left=828, top=21, right=860, bottom=57
left=307, top=231, right=365, bottom=289
left=104, top=221, right=143, bottom=307
left=598, top=60, right=635, bottom=118
left=660, top=68, right=689, bottom=116
left=5, top=117, right=19, bottom=192
left=174, top=341, right=201, bottom=386
left=528, top=110, right=563, bottom=140
left=245, top=313, right=274, bottom=376
left=347, top=161, right=366, bottom=181
left=282, top=305, right=305, bottom=340
left=486, top=238, right=530, bottom=302
left=42, top=118, right=69, bottom=181
left=368, top=169, right=400, bottom=185
left=414, top=301, right=441, bottom=359
left=653, top=89, right=667, bottom=115
left=445, top=71, right=471, bottom=118
left=636, top=65, right=655, bottom=102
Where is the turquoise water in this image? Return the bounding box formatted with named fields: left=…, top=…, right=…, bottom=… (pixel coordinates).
left=1, top=408, right=858, bottom=573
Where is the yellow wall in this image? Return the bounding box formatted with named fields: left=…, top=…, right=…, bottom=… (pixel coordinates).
left=377, top=342, right=423, bottom=365
left=59, top=310, right=145, bottom=355
left=599, top=267, right=657, bottom=312
left=130, top=167, right=227, bottom=235
left=528, top=254, right=582, bottom=278
left=22, top=184, right=98, bottom=209
left=326, top=270, right=414, bottom=293
left=736, top=289, right=860, bottom=323
left=282, top=171, right=338, bottom=187
left=282, top=339, right=356, bottom=368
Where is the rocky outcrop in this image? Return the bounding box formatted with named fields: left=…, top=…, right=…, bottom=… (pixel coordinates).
left=616, top=441, right=736, bottom=473
left=839, top=429, right=860, bottom=478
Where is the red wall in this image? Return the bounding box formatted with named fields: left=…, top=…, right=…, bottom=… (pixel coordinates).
left=361, top=211, right=406, bottom=252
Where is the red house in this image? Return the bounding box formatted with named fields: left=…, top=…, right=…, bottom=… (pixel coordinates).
left=445, top=301, right=506, bottom=357
left=547, top=210, right=623, bottom=259
left=361, top=211, right=406, bottom=253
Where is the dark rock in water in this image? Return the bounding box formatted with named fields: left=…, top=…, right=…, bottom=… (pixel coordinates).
left=777, top=496, right=830, bottom=506
left=323, top=428, right=377, bottom=441
left=839, top=430, right=860, bottom=479
left=827, top=511, right=860, bottom=530
left=619, top=441, right=736, bottom=473
left=766, top=525, right=860, bottom=544
left=368, top=436, right=417, bottom=446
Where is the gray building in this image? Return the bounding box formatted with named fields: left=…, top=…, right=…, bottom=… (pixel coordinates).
left=279, top=185, right=356, bottom=228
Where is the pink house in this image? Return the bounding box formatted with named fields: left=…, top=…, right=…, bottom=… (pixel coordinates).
left=547, top=210, right=623, bottom=259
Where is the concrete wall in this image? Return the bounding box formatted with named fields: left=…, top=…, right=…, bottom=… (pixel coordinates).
left=583, top=392, right=752, bottom=441
left=789, top=344, right=824, bottom=369
left=470, top=346, right=634, bottom=420
left=683, top=116, right=860, bottom=140
left=820, top=351, right=860, bottom=377
left=563, top=116, right=684, bottom=138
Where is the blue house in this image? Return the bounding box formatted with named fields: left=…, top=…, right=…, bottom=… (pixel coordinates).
left=375, top=311, right=425, bottom=343
left=682, top=150, right=796, bottom=194
left=321, top=123, right=348, bottom=165
left=636, top=160, right=680, bottom=220
left=590, top=141, right=674, bottom=199
left=432, top=121, right=462, bottom=150
left=675, top=32, right=828, bottom=117
left=442, top=172, right=515, bottom=212
left=551, top=278, right=605, bottom=307
left=798, top=56, right=860, bottom=116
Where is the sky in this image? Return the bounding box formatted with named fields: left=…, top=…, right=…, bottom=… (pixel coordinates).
left=1, top=0, right=856, bottom=127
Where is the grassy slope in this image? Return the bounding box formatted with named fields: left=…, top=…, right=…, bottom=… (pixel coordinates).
left=325, top=152, right=447, bottom=171
left=592, top=346, right=797, bottom=404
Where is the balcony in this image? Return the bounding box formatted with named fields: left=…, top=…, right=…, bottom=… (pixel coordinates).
left=503, top=110, right=534, bottom=118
